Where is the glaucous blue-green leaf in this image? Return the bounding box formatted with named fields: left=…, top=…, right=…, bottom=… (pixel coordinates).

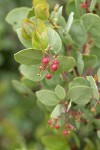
left=77, top=52, right=84, bottom=75
left=68, top=86, right=92, bottom=105
left=17, top=28, right=32, bottom=48
left=55, top=56, right=76, bottom=73
left=86, top=76, right=99, bottom=100
left=83, top=55, right=97, bottom=68
left=81, top=13, right=100, bottom=48
left=14, top=49, right=42, bottom=65
left=5, top=7, right=30, bottom=30
left=55, top=85, right=66, bottom=100
left=20, top=65, right=47, bottom=82
left=91, top=46, right=100, bottom=65
left=97, top=68, right=100, bottom=82
left=12, top=80, right=34, bottom=96
left=97, top=130, right=100, bottom=139
left=65, top=12, right=74, bottom=33
left=57, top=28, right=73, bottom=45
left=47, top=27, right=62, bottom=54
left=44, top=74, right=62, bottom=88
left=90, top=0, right=97, bottom=12
left=63, top=33, right=73, bottom=45
left=67, top=100, right=72, bottom=112
left=36, top=90, right=61, bottom=106
left=51, top=104, right=62, bottom=118
left=69, top=77, right=90, bottom=89
left=42, top=135, right=70, bottom=150
left=69, top=20, right=86, bottom=46
left=51, top=6, right=64, bottom=27
left=66, top=0, right=78, bottom=18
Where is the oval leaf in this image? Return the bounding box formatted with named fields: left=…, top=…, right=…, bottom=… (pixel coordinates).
left=55, top=85, right=66, bottom=100
left=86, top=76, right=99, bottom=100
left=68, top=86, right=92, bottom=105
left=36, top=90, right=61, bottom=106
left=47, top=27, right=62, bottom=54
left=5, top=7, right=30, bottom=30
left=51, top=104, right=62, bottom=118
left=55, top=56, right=76, bottom=73
left=69, top=20, right=86, bottom=46
left=17, top=28, right=32, bottom=48
left=20, top=65, right=47, bottom=82
left=14, top=49, right=42, bottom=65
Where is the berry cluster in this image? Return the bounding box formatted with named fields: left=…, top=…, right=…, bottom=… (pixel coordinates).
left=39, top=56, right=59, bottom=79
left=47, top=116, right=76, bottom=136
left=47, top=103, right=84, bottom=136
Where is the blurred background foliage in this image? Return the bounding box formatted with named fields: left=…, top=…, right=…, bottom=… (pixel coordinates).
left=0, top=0, right=67, bottom=149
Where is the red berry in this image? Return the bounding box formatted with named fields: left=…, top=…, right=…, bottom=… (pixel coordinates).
left=53, top=60, right=59, bottom=65
left=62, top=130, right=68, bottom=136
left=46, top=74, right=52, bottom=79
left=55, top=124, right=60, bottom=129
left=48, top=120, right=52, bottom=125
left=50, top=64, right=58, bottom=71
left=80, top=3, right=87, bottom=9
left=42, top=57, right=49, bottom=65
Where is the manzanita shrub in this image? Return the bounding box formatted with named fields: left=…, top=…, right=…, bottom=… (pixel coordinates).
left=6, top=0, right=100, bottom=149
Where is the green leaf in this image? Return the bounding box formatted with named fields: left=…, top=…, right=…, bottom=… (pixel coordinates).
left=20, top=65, right=47, bottom=82
left=91, top=46, right=100, bottom=65
left=55, top=6, right=63, bottom=18
left=81, top=13, right=100, bottom=48
left=12, top=80, right=33, bottom=96
left=90, top=0, right=97, bottom=12
left=84, top=139, right=95, bottom=150
left=65, top=12, right=74, bottom=33
left=66, top=0, right=78, bottom=19
left=5, top=7, right=30, bottom=30
left=55, top=56, right=76, bottom=73
left=27, top=8, right=35, bottom=19
left=51, top=104, right=62, bottom=118
left=36, top=90, right=61, bottom=106
left=86, top=76, right=99, bottom=100
left=32, top=19, right=48, bottom=50
left=68, top=86, right=92, bottom=105
left=22, top=19, right=35, bottom=39
left=54, top=6, right=66, bottom=28
left=17, top=28, right=32, bottom=48
left=77, top=52, right=84, bottom=75
left=69, top=77, right=90, bottom=89
left=67, top=100, right=72, bottom=112
left=14, top=49, right=42, bottom=65
left=83, top=55, right=97, bottom=68
left=97, top=68, right=100, bottom=82
left=55, top=85, right=66, bottom=100
left=69, top=20, right=86, bottom=46
left=42, top=135, right=70, bottom=150
left=97, top=130, right=100, bottom=139
left=47, top=27, right=62, bottom=54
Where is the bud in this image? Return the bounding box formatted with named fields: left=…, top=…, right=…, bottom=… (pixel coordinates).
left=33, top=0, right=46, bottom=6
left=22, top=19, right=35, bottom=39
left=32, top=19, right=48, bottom=50
left=35, top=3, right=49, bottom=20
